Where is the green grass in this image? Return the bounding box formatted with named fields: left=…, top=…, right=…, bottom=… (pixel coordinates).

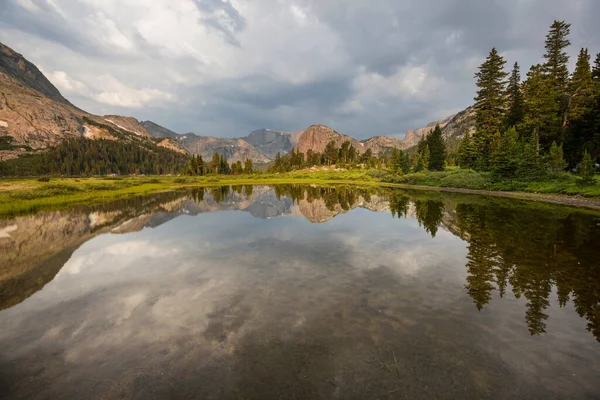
left=382, top=167, right=600, bottom=196
left=1, top=168, right=599, bottom=217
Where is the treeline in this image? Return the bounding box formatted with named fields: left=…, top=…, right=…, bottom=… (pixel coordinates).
left=268, top=126, right=447, bottom=174
left=185, top=153, right=253, bottom=175
left=0, top=137, right=189, bottom=176
left=462, top=20, right=599, bottom=183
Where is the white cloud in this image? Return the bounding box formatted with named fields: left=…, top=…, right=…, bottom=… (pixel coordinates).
left=91, top=75, right=174, bottom=108
left=15, top=0, right=40, bottom=12
left=43, top=70, right=88, bottom=93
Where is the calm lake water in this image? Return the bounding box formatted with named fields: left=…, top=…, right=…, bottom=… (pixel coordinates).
left=1, top=185, right=599, bottom=399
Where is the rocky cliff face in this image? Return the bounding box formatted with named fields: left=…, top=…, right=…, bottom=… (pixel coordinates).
left=0, top=41, right=188, bottom=163
left=361, top=136, right=409, bottom=152
left=296, top=125, right=366, bottom=155
left=142, top=121, right=305, bottom=162
left=141, top=120, right=181, bottom=139
left=243, top=129, right=294, bottom=159
left=0, top=42, right=71, bottom=106
left=401, top=106, right=475, bottom=148
left=0, top=73, right=83, bottom=159
left=180, top=136, right=271, bottom=163
left=103, top=115, right=151, bottom=137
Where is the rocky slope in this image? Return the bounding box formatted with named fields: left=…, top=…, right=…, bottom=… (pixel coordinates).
left=142, top=121, right=305, bottom=162
left=0, top=41, right=187, bottom=162
left=140, top=120, right=182, bottom=139
left=244, top=129, right=296, bottom=159
left=403, top=106, right=475, bottom=147
left=296, top=125, right=366, bottom=155
left=181, top=136, right=271, bottom=163
left=361, top=136, right=409, bottom=152
left=0, top=42, right=71, bottom=106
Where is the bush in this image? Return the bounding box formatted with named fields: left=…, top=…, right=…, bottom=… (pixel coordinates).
left=37, top=177, right=50, bottom=182
left=440, top=170, right=489, bottom=189
left=174, top=178, right=189, bottom=184
left=9, top=183, right=82, bottom=199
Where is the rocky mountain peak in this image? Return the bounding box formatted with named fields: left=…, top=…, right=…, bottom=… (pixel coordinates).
left=0, top=42, right=71, bottom=106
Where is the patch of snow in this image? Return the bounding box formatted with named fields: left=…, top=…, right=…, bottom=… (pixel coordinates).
left=0, top=224, right=17, bottom=239
left=105, top=118, right=142, bottom=136
left=0, top=120, right=8, bottom=128
left=82, top=125, right=92, bottom=138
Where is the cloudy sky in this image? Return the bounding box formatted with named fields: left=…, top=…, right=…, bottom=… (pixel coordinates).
left=1, top=0, right=598, bottom=138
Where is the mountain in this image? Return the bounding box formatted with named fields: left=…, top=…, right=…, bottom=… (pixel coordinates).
left=292, top=107, right=475, bottom=157
left=0, top=41, right=187, bottom=168
left=0, top=42, right=71, bottom=106
left=403, top=106, right=475, bottom=147
left=180, top=136, right=271, bottom=164
left=140, top=120, right=182, bottom=139
left=361, top=136, right=408, bottom=152
left=244, top=129, right=299, bottom=159
left=296, top=125, right=366, bottom=155
left=141, top=120, right=305, bottom=162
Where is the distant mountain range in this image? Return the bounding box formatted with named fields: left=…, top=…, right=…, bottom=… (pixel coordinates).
left=140, top=121, right=304, bottom=163
left=0, top=40, right=475, bottom=167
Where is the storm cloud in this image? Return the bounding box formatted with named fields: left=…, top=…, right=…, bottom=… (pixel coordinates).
left=1, top=0, right=598, bottom=138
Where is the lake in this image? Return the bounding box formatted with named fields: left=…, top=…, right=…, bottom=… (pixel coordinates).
left=1, top=185, right=599, bottom=399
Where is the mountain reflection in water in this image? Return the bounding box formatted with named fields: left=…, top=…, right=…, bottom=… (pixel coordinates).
left=0, top=185, right=599, bottom=399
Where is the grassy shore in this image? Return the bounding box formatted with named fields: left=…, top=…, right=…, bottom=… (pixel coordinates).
left=1, top=168, right=599, bottom=216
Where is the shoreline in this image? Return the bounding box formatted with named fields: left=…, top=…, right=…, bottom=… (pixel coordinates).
left=1, top=175, right=600, bottom=216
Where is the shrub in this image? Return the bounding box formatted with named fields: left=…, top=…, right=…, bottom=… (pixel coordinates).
left=440, top=170, right=489, bottom=189
left=37, top=177, right=50, bottom=182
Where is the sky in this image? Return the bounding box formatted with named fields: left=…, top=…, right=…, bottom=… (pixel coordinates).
left=0, top=0, right=598, bottom=139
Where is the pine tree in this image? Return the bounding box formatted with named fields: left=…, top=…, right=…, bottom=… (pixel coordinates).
left=211, top=152, right=220, bottom=174
left=389, top=147, right=401, bottom=172
left=473, top=47, right=508, bottom=168
left=491, top=126, right=520, bottom=178
left=458, top=131, right=477, bottom=169
left=567, top=48, right=593, bottom=124
left=421, top=145, right=430, bottom=171
left=541, top=20, right=571, bottom=144
left=505, top=62, right=525, bottom=128
left=522, top=64, right=560, bottom=148
left=244, top=158, right=253, bottom=174
left=543, top=20, right=571, bottom=91
left=519, top=131, right=544, bottom=180
left=324, top=141, right=338, bottom=165
left=427, top=124, right=447, bottom=171
left=546, top=141, right=567, bottom=173
left=400, top=150, right=411, bottom=174
left=579, top=150, right=596, bottom=185
left=197, top=155, right=204, bottom=175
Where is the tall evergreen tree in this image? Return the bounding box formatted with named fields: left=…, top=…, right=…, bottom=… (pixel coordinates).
left=324, top=141, right=338, bottom=165
left=541, top=20, right=572, bottom=144
left=427, top=124, right=447, bottom=171
left=473, top=47, right=508, bottom=168
left=567, top=48, right=593, bottom=123
left=522, top=64, right=559, bottom=148
left=543, top=20, right=571, bottom=91
left=458, top=131, right=477, bottom=169
left=505, top=62, right=525, bottom=128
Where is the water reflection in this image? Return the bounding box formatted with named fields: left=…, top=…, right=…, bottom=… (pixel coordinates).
left=1, top=185, right=599, bottom=399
